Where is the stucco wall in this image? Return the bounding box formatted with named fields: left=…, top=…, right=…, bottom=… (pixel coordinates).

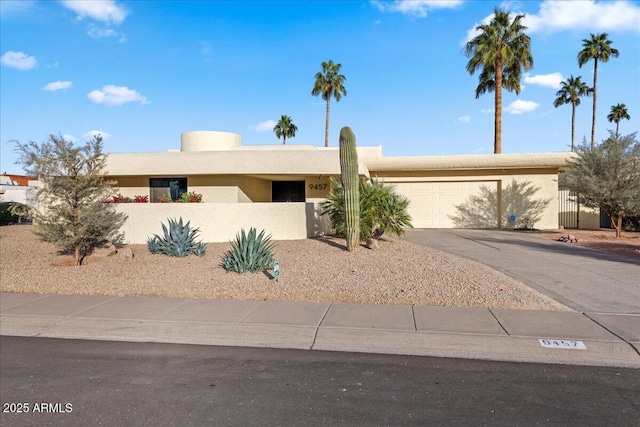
left=579, top=206, right=602, bottom=229
left=114, top=202, right=330, bottom=244
left=112, top=174, right=335, bottom=204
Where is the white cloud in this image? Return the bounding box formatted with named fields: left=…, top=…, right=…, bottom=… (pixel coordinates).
left=463, top=13, right=494, bottom=44
left=87, top=85, right=149, bottom=106
left=43, top=81, right=72, bottom=92
left=87, top=24, right=125, bottom=41
left=505, top=99, right=540, bottom=115
left=63, top=134, right=76, bottom=142
left=481, top=108, right=494, bottom=114
left=0, top=0, right=36, bottom=16
left=253, top=120, right=277, bottom=132
left=83, top=130, right=111, bottom=141
left=61, top=0, right=128, bottom=25
left=523, top=72, right=563, bottom=89
left=524, top=0, right=640, bottom=34
left=0, top=51, right=37, bottom=70
left=458, top=116, right=471, bottom=123
left=463, top=1, right=640, bottom=45
left=373, top=0, right=463, bottom=18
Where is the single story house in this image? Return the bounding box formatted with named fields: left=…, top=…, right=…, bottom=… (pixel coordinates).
left=106, top=131, right=589, bottom=244
left=0, top=174, right=38, bottom=205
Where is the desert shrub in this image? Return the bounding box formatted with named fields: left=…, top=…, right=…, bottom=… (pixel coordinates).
left=320, top=177, right=413, bottom=241
left=156, top=192, right=202, bottom=203
left=146, top=217, right=206, bottom=257
left=12, top=134, right=127, bottom=265
left=221, top=227, right=275, bottom=273
left=105, top=194, right=149, bottom=203
left=0, top=202, right=27, bottom=226
left=623, top=215, right=640, bottom=232
left=179, top=191, right=202, bottom=203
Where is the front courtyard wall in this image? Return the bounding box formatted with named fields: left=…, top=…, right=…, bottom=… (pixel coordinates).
left=114, top=202, right=330, bottom=244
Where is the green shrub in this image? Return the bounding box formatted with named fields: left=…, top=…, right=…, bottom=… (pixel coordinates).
left=156, top=191, right=202, bottom=203
left=320, top=177, right=413, bottom=241
left=221, top=227, right=275, bottom=273
left=146, top=217, right=206, bottom=257
left=0, top=202, right=28, bottom=226
left=179, top=191, right=202, bottom=203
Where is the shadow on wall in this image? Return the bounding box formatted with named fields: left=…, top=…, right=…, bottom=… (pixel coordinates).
left=449, top=180, right=552, bottom=229
left=306, top=202, right=332, bottom=237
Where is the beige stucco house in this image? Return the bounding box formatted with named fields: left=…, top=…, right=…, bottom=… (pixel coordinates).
left=106, top=131, right=582, bottom=244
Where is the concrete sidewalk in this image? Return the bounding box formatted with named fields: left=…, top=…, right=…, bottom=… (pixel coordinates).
left=2, top=293, right=639, bottom=368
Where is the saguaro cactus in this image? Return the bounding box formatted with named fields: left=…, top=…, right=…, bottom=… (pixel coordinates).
left=339, top=126, right=360, bottom=252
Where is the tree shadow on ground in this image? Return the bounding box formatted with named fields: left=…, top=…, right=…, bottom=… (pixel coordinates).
left=449, top=180, right=552, bottom=229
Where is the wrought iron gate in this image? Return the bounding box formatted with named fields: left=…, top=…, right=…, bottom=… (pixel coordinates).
left=558, top=190, right=578, bottom=229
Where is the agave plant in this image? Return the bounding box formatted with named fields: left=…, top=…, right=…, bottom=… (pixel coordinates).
left=221, top=227, right=275, bottom=273
left=146, top=217, right=206, bottom=257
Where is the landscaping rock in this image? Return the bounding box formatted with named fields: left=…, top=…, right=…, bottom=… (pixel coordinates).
left=120, top=247, right=134, bottom=260
left=93, top=244, right=117, bottom=258
left=558, top=235, right=580, bottom=243
left=366, top=238, right=380, bottom=250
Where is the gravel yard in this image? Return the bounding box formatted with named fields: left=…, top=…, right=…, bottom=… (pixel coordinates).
left=0, top=224, right=569, bottom=311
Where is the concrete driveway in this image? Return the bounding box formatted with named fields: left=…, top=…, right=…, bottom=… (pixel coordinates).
left=402, top=229, right=640, bottom=314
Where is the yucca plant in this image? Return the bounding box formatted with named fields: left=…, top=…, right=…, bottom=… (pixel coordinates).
left=146, top=217, right=207, bottom=257
left=221, top=227, right=275, bottom=273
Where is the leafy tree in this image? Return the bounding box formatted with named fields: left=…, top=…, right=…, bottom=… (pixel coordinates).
left=607, top=103, right=630, bottom=137
left=273, top=114, right=298, bottom=145
left=12, top=134, right=127, bottom=265
left=553, top=75, right=592, bottom=152
left=578, top=33, right=619, bottom=149
left=561, top=132, right=640, bottom=238
left=311, top=60, right=347, bottom=147
left=464, top=7, right=533, bottom=154
left=320, top=177, right=413, bottom=242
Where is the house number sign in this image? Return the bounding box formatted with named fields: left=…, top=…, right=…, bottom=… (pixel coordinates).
left=538, top=339, right=586, bottom=350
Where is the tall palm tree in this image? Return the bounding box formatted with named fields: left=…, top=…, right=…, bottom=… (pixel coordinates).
left=553, top=75, right=592, bottom=152
left=578, top=33, right=619, bottom=149
left=464, top=7, right=533, bottom=154
left=273, top=114, right=298, bottom=145
left=607, top=103, right=630, bottom=137
left=311, top=60, right=347, bottom=147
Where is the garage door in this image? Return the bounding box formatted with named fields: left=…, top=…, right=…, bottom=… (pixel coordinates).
left=393, top=181, right=498, bottom=228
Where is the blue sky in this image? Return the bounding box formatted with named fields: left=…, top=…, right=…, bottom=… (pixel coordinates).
left=1, top=0, right=639, bottom=175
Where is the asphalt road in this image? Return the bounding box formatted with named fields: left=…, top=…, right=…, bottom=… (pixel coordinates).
left=402, top=229, right=640, bottom=313
left=1, top=337, right=639, bottom=426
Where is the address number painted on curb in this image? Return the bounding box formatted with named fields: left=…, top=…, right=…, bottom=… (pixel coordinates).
left=538, top=339, right=586, bottom=350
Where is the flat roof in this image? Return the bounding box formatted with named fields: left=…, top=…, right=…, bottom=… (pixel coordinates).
left=364, top=152, right=576, bottom=172
left=106, top=149, right=371, bottom=177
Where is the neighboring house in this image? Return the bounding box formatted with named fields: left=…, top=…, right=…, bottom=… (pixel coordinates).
left=0, top=174, right=38, bottom=204
left=105, top=131, right=579, bottom=244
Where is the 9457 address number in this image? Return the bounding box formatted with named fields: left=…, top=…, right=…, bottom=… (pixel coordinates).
left=308, top=184, right=327, bottom=190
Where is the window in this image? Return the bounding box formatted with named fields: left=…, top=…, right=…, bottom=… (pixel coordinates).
left=272, top=181, right=305, bottom=202
left=150, top=178, right=187, bottom=202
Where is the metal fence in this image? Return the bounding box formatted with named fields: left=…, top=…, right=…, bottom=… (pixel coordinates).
left=558, top=190, right=578, bottom=229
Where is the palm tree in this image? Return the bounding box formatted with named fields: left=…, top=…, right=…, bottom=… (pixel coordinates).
left=464, top=7, right=533, bottom=154
left=553, top=75, right=592, bottom=151
left=311, top=60, right=347, bottom=147
left=273, top=114, right=298, bottom=145
left=578, top=33, right=619, bottom=149
left=607, top=103, right=630, bottom=137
